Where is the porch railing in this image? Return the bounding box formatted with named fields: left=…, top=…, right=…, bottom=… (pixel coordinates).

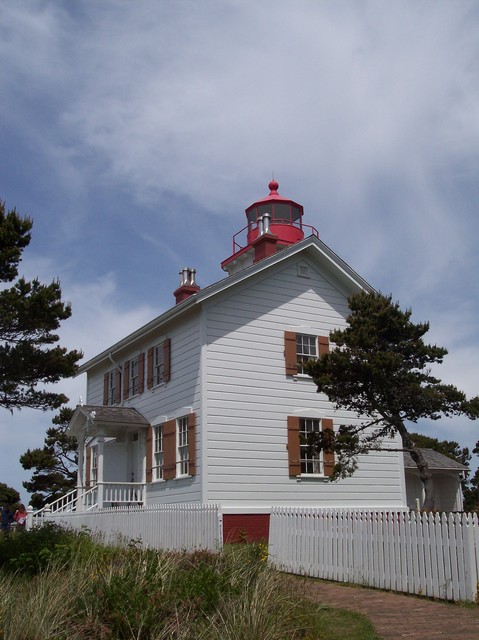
left=28, top=482, right=146, bottom=527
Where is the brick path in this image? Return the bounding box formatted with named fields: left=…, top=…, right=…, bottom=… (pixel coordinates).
left=287, top=576, right=479, bottom=640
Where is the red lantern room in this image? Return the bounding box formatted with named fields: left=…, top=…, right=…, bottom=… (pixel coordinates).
left=221, top=179, right=318, bottom=275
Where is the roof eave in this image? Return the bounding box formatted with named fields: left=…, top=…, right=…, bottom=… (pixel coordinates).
left=77, top=235, right=374, bottom=374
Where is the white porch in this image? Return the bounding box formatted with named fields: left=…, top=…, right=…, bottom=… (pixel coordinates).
left=68, top=404, right=151, bottom=504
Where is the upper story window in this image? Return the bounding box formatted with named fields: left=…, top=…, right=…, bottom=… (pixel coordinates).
left=147, top=339, right=171, bottom=389
left=296, top=334, right=317, bottom=374
left=153, top=345, right=164, bottom=386
left=284, top=331, right=330, bottom=376
left=130, top=357, right=139, bottom=396
left=123, top=353, right=145, bottom=400
left=103, top=369, right=121, bottom=406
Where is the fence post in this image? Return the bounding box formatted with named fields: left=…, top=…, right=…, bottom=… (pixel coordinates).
left=462, top=513, right=478, bottom=602
left=26, top=505, right=34, bottom=531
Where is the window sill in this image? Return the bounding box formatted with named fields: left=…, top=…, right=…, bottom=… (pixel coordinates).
left=296, top=474, right=328, bottom=482
left=174, top=475, right=192, bottom=481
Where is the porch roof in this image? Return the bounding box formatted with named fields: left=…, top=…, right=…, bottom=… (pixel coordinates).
left=403, top=448, right=467, bottom=471
left=68, top=404, right=149, bottom=436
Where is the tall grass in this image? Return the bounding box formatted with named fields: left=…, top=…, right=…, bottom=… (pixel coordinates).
left=0, top=528, right=379, bottom=640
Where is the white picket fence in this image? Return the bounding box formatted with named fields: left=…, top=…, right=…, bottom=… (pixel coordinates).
left=43, top=503, right=223, bottom=552
left=268, top=508, right=479, bottom=602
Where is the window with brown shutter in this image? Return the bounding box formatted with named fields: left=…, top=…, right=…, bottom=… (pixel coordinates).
left=288, top=416, right=335, bottom=478
left=284, top=332, right=298, bottom=375
left=163, top=338, right=171, bottom=382
left=322, top=417, right=335, bottom=478
left=138, top=352, right=145, bottom=394
left=187, top=413, right=196, bottom=477
left=287, top=415, right=301, bottom=476
left=85, top=447, right=92, bottom=487
left=147, top=339, right=171, bottom=388
left=123, top=360, right=130, bottom=400
left=285, top=332, right=330, bottom=375
left=162, top=419, right=176, bottom=480
left=103, top=373, right=109, bottom=406
left=154, top=413, right=196, bottom=481
left=145, top=426, right=153, bottom=483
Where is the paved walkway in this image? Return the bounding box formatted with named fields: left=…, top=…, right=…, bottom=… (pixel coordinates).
left=287, top=576, right=479, bottom=640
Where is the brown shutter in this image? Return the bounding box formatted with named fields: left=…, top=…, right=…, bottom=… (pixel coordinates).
left=103, top=373, right=109, bottom=406
left=163, top=419, right=176, bottom=480
left=163, top=339, right=171, bottom=382
left=115, top=369, right=122, bottom=404
left=138, top=352, right=145, bottom=394
left=188, top=413, right=196, bottom=476
left=284, top=332, right=297, bottom=375
left=85, top=447, right=92, bottom=487
left=318, top=335, right=330, bottom=355
left=287, top=415, right=301, bottom=477
left=322, top=418, right=335, bottom=477
left=147, top=347, right=154, bottom=389
left=123, top=360, right=130, bottom=400
left=145, top=425, right=153, bottom=483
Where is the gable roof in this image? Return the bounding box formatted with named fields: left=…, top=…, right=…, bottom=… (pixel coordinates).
left=77, top=234, right=375, bottom=374
left=403, top=448, right=468, bottom=471
left=68, top=404, right=149, bottom=436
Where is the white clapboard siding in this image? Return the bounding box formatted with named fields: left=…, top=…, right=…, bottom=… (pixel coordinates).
left=269, top=508, right=479, bottom=602
left=204, top=258, right=406, bottom=508
left=45, top=503, right=222, bottom=552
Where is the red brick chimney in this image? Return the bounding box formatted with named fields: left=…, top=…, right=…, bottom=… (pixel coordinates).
left=174, top=267, right=200, bottom=304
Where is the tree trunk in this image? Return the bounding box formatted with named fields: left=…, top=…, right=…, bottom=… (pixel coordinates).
left=398, top=424, right=435, bottom=511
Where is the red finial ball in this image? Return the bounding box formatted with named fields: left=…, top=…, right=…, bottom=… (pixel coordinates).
left=268, top=179, right=279, bottom=193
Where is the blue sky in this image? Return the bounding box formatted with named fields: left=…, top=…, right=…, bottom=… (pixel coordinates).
left=1, top=1, right=478, bottom=503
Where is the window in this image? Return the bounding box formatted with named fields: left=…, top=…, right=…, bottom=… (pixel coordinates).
left=284, top=332, right=330, bottom=375
left=177, top=417, right=189, bottom=476
left=296, top=334, right=317, bottom=374
left=153, top=345, right=164, bottom=386
left=152, top=425, right=164, bottom=480
left=130, top=357, right=139, bottom=396
left=299, top=418, right=322, bottom=474
left=123, top=353, right=145, bottom=399
left=91, top=446, right=98, bottom=484
left=147, top=413, right=196, bottom=482
left=103, top=369, right=121, bottom=405
left=147, top=339, right=171, bottom=389
left=287, top=416, right=334, bottom=477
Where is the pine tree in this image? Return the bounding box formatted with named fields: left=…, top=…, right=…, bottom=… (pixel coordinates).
left=0, top=200, right=82, bottom=411
left=20, top=407, right=77, bottom=508
left=305, top=290, right=479, bottom=510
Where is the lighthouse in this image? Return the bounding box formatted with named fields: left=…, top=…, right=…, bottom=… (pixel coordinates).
left=221, top=179, right=318, bottom=276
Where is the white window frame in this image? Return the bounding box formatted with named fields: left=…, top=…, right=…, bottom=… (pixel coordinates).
left=296, top=333, right=317, bottom=374
left=107, top=370, right=117, bottom=405
left=177, top=416, right=189, bottom=477
left=299, top=418, right=323, bottom=476
left=130, top=357, right=139, bottom=396
left=91, top=446, right=98, bottom=484
left=153, top=345, right=165, bottom=386
left=152, top=425, right=164, bottom=481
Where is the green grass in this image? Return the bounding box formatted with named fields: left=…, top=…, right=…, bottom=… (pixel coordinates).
left=0, top=527, right=380, bottom=640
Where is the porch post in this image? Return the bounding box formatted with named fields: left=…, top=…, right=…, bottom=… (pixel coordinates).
left=97, top=436, right=105, bottom=508
left=76, top=433, right=85, bottom=511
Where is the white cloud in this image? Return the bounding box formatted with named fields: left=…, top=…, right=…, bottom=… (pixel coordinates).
left=1, top=0, right=478, bottom=496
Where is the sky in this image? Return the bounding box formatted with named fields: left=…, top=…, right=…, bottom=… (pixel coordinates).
left=1, top=0, right=478, bottom=503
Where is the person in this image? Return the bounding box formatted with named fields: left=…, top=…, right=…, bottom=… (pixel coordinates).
left=1, top=506, right=14, bottom=532
left=13, top=503, right=27, bottom=530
